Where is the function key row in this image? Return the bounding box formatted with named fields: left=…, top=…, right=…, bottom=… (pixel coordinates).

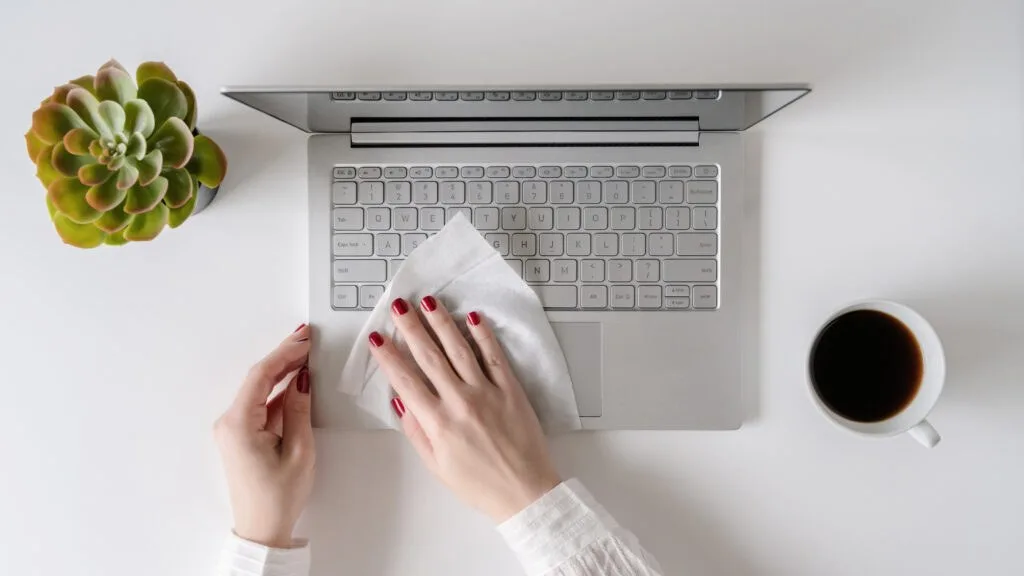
left=331, top=90, right=721, bottom=102
left=333, top=165, right=719, bottom=180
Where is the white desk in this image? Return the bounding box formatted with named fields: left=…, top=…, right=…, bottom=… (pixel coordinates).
left=2, top=1, right=1022, bottom=574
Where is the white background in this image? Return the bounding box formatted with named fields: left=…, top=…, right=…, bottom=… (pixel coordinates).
left=2, top=1, right=1022, bottom=575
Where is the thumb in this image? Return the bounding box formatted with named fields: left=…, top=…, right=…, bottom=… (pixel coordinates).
left=392, top=397, right=433, bottom=464
left=282, top=367, right=314, bottom=462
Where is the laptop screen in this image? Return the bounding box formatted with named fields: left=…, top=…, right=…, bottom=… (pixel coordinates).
left=221, top=86, right=808, bottom=134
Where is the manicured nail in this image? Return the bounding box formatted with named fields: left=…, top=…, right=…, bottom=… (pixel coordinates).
left=467, top=311, right=481, bottom=326
left=391, top=298, right=409, bottom=316
left=297, top=367, right=310, bottom=394
left=421, top=295, right=437, bottom=312
left=391, top=397, right=406, bottom=418
left=369, top=331, right=384, bottom=348
left=293, top=323, right=307, bottom=333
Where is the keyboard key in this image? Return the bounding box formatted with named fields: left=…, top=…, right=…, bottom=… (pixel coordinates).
left=692, top=285, right=718, bottom=309
left=409, top=92, right=433, bottom=101
left=565, top=91, right=588, bottom=101
left=594, top=233, right=618, bottom=256
left=332, top=208, right=363, bottom=230
left=393, top=207, right=418, bottom=230
left=686, top=181, right=719, bottom=204
left=608, top=260, right=632, bottom=282
left=434, top=92, right=458, bottom=101
left=486, top=166, right=511, bottom=178
left=552, top=260, right=577, bottom=282
left=485, top=233, right=509, bottom=255
left=581, top=259, right=605, bottom=282
left=384, top=167, right=407, bottom=179
left=359, top=285, right=385, bottom=308
left=366, top=207, right=391, bottom=231
left=436, top=167, right=458, bottom=178
left=611, top=207, right=636, bottom=230
left=669, top=166, right=693, bottom=178
left=566, top=233, right=591, bottom=255
left=556, top=207, right=581, bottom=230
left=632, top=181, right=656, bottom=203
left=577, top=181, right=601, bottom=204
left=638, top=207, right=663, bottom=230
left=502, top=207, right=527, bottom=230
left=696, top=90, right=720, bottom=100
left=539, top=166, right=562, bottom=178
left=590, top=166, right=613, bottom=178
left=512, top=166, right=537, bottom=178
left=474, top=207, right=500, bottom=230
left=333, top=234, right=373, bottom=256
left=642, top=91, right=666, bottom=100
left=590, top=91, right=614, bottom=101
left=461, top=166, right=484, bottom=178
left=486, top=91, right=510, bottom=101
left=649, top=233, right=674, bottom=256
left=512, top=233, right=537, bottom=256
left=666, top=286, right=691, bottom=298
left=584, top=207, right=608, bottom=230
left=333, top=259, right=386, bottom=282
left=642, top=166, right=666, bottom=178
left=564, top=166, right=588, bottom=178
left=402, top=233, right=428, bottom=255
left=358, top=181, right=384, bottom=204
left=668, top=90, right=693, bottom=100
left=550, top=181, right=573, bottom=204
left=505, top=259, right=523, bottom=278
left=522, top=181, right=546, bottom=204
left=334, top=167, right=356, bottom=179
left=332, top=285, right=358, bottom=308
left=611, top=286, right=635, bottom=309
left=511, top=91, right=536, bottom=101
left=693, top=207, right=718, bottom=230
left=666, top=207, right=691, bottom=230
left=447, top=207, right=471, bottom=222
left=421, top=207, right=445, bottom=231
left=666, top=297, right=691, bottom=310
left=604, top=181, right=629, bottom=203
left=616, top=91, right=640, bottom=100
left=676, top=233, right=718, bottom=256
left=389, top=259, right=404, bottom=279
left=637, top=285, right=662, bottom=309
left=357, top=92, right=381, bottom=101
left=468, top=181, right=493, bottom=204
left=375, top=233, right=400, bottom=256
left=581, top=285, right=608, bottom=309
left=495, top=181, right=520, bottom=204
left=534, top=286, right=577, bottom=308
left=664, top=260, right=717, bottom=282
left=528, top=208, right=554, bottom=230
left=616, top=166, right=640, bottom=178
left=636, top=259, right=661, bottom=282
left=410, top=166, right=433, bottom=178
left=695, top=165, right=719, bottom=178
left=460, top=92, right=484, bottom=101
left=332, top=182, right=357, bottom=205
left=440, top=181, right=465, bottom=204
left=383, top=92, right=407, bottom=101
left=621, top=233, right=645, bottom=256
left=525, top=260, right=550, bottom=282
left=358, top=167, right=382, bottom=179
left=538, top=91, right=563, bottom=101
left=539, top=233, right=564, bottom=256
left=659, top=181, right=684, bottom=203
left=386, top=181, right=412, bottom=204
left=332, top=91, right=356, bottom=100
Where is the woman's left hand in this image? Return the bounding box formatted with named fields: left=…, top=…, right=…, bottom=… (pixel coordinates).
left=214, top=324, right=315, bottom=549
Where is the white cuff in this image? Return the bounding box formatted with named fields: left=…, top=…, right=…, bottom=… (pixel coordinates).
left=217, top=532, right=311, bottom=576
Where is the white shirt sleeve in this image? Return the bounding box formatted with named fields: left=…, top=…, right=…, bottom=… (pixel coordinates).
left=497, top=478, right=664, bottom=576
left=216, top=532, right=311, bottom=576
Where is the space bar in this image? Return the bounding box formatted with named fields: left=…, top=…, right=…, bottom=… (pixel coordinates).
left=531, top=286, right=577, bottom=308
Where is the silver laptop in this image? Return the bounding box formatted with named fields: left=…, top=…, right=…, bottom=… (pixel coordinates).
left=223, top=85, right=809, bottom=430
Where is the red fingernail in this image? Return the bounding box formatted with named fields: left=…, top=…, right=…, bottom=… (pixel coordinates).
left=391, top=397, right=406, bottom=418
left=421, top=295, right=437, bottom=312
left=369, top=331, right=384, bottom=348
left=297, top=367, right=310, bottom=394
left=293, top=323, right=307, bottom=333
left=391, top=298, right=409, bottom=316
left=467, top=311, right=481, bottom=326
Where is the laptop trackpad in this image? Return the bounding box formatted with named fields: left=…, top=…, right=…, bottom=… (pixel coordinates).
left=551, top=322, right=602, bottom=417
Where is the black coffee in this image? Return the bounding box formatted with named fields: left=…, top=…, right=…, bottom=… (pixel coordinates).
left=810, top=310, right=923, bottom=423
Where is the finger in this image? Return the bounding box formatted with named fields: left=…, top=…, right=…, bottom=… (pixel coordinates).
left=390, top=397, right=435, bottom=466
left=282, top=367, right=314, bottom=462
left=465, top=311, right=519, bottom=391
left=369, top=330, right=439, bottom=420
left=418, top=295, right=490, bottom=386
left=232, top=325, right=311, bottom=428
left=390, top=298, right=463, bottom=398
left=265, top=390, right=286, bottom=437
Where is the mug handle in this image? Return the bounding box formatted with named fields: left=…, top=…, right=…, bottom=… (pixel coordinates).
left=908, top=419, right=941, bottom=448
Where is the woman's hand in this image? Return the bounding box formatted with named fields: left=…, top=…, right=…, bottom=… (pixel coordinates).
left=369, top=296, right=561, bottom=522
left=214, top=325, right=315, bottom=548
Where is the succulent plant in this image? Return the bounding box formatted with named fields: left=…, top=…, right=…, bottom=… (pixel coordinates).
left=26, top=60, right=227, bottom=248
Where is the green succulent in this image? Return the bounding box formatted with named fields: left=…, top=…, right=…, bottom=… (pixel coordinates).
left=26, top=60, right=227, bottom=248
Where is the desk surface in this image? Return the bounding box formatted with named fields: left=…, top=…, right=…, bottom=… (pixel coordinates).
left=2, top=1, right=1022, bottom=574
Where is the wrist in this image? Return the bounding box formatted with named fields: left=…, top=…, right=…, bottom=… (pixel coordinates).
left=496, top=473, right=563, bottom=522
left=233, top=526, right=297, bottom=550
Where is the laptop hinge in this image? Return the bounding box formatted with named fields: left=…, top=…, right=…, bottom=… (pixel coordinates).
left=350, top=119, right=700, bottom=146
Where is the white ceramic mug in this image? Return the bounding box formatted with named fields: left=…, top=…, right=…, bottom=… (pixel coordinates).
left=808, top=300, right=945, bottom=448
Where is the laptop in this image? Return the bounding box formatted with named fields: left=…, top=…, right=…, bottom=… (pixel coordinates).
left=223, top=85, right=809, bottom=430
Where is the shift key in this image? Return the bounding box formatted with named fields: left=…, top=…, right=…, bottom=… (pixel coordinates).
left=663, top=259, right=718, bottom=282
left=333, top=260, right=387, bottom=282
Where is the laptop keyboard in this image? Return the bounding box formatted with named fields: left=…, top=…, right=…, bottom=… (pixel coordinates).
left=330, top=164, right=720, bottom=311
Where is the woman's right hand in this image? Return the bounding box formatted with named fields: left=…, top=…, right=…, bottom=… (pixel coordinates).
left=368, top=295, right=561, bottom=522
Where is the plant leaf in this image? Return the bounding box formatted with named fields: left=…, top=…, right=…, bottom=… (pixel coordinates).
left=177, top=81, right=197, bottom=130
left=89, top=140, right=104, bottom=158
left=99, top=59, right=128, bottom=73
left=85, top=173, right=128, bottom=211
left=52, top=214, right=106, bottom=248
left=163, top=168, right=194, bottom=208
left=188, top=134, right=228, bottom=187
left=149, top=117, right=194, bottom=169
left=125, top=176, right=168, bottom=214
left=63, top=128, right=97, bottom=156
left=36, top=145, right=61, bottom=188
left=46, top=196, right=58, bottom=219
left=95, top=67, right=137, bottom=105
left=48, top=84, right=76, bottom=105
left=138, top=150, right=163, bottom=186
left=137, top=78, right=187, bottom=132
left=31, top=103, right=89, bottom=144
left=97, top=101, right=126, bottom=135
left=66, top=88, right=111, bottom=140
left=117, top=164, right=140, bottom=191
left=94, top=199, right=131, bottom=233
left=168, top=189, right=197, bottom=228
left=136, top=62, right=177, bottom=85
left=124, top=202, right=169, bottom=241
left=103, top=229, right=129, bottom=245
left=124, top=99, right=155, bottom=138
left=126, top=132, right=147, bottom=159
left=51, top=142, right=90, bottom=177
left=26, top=129, right=47, bottom=162
left=69, top=75, right=97, bottom=96
left=78, top=163, right=112, bottom=186
left=48, top=178, right=101, bottom=223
